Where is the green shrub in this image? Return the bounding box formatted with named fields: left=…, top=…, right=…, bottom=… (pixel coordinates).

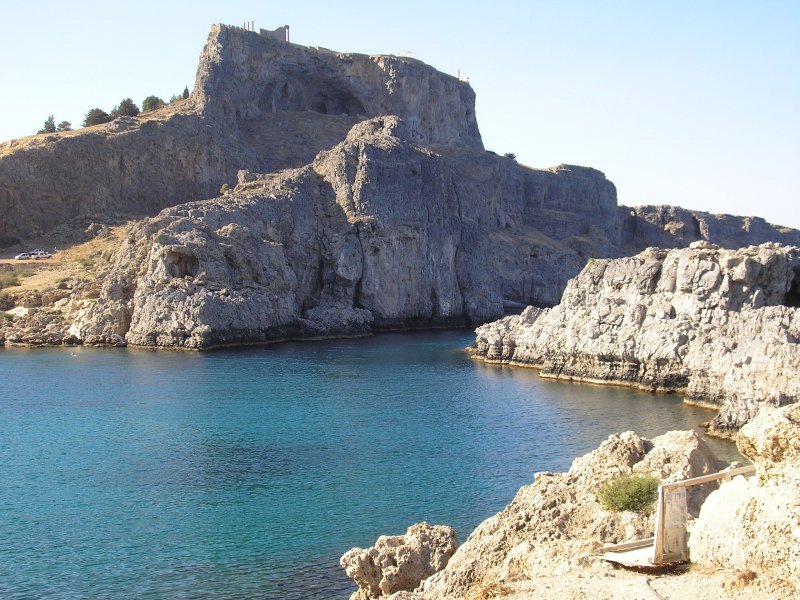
left=219, top=183, right=230, bottom=195
left=0, top=311, right=13, bottom=320
left=597, top=474, right=659, bottom=513
left=78, top=258, right=95, bottom=269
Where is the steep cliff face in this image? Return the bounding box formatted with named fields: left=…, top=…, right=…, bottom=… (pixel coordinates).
left=194, top=25, right=483, bottom=149
left=70, top=117, right=621, bottom=348
left=0, top=24, right=480, bottom=244
left=470, top=243, right=800, bottom=432
left=4, top=24, right=800, bottom=350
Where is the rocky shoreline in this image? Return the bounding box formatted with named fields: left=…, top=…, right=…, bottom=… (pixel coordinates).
left=468, top=242, right=800, bottom=435
left=341, top=403, right=800, bottom=599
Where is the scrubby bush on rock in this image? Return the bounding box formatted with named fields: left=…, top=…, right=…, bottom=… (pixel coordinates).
left=597, top=474, right=659, bottom=513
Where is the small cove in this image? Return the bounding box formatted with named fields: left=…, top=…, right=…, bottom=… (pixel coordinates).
left=0, top=331, right=738, bottom=599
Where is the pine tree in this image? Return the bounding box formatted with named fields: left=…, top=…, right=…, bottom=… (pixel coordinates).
left=37, top=115, right=56, bottom=134
left=83, top=108, right=112, bottom=127
left=57, top=120, right=72, bottom=131
left=110, top=98, right=140, bottom=118
left=142, top=95, right=166, bottom=112
left=182, top=86, right=189, bottom=99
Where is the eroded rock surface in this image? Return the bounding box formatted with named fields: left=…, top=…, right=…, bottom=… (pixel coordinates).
left=65, top=117, right=624, bottom=348
left=3, top=25, right=800, bottom=349
left=340, top=523, right=457, bottom=600
left=470, top=243, right=800, bottom=432
left=689, top=404, right=800, bottom=597
left=382, top=431, right=722, bottom=599
left=0, top=24, right=479, bottom=245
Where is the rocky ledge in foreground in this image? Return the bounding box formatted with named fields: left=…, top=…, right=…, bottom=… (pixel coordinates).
left=342, top=404, right=800, bottom=600
left=469, top=242, right=800, bottom=434
left=341, top=429, right=726, bottom=599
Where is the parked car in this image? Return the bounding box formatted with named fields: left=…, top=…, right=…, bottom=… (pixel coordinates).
left=30, top=250, right=52, bottom=259
left=14, top=252, right=32, bottom=260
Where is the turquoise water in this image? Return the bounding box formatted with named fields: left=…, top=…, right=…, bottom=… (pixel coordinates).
left=0, top=331, right=735, bottom=598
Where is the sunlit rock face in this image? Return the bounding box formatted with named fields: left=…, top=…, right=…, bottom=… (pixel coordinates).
left=470, top=242, right=800, bottom=432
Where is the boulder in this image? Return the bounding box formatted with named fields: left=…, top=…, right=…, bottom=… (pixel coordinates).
left=688, top=404, right=800, bottom=595
left=340, top=522, right=457, bottom=600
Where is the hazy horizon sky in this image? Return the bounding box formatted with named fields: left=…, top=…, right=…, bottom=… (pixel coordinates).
left=1, top=0, right=798, bottom=228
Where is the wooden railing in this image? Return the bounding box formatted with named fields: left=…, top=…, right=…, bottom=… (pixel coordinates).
left=600, top=464, right=756, bottom=566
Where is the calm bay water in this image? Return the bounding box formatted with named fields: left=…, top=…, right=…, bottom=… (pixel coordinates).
left=0, top=331, right=736, bottom=599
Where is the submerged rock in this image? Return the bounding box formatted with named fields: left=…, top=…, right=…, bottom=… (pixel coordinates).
left=470, top=243, right=800, bottom=433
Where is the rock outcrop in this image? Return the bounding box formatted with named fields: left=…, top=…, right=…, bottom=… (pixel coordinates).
left=358, top=430, right=722, bottom=600
left=340, top=523, right=457, bottom=600
left=3, top=25, right=800, bottom=349
left=470, top=243, right=800, bottom=433
left=620, top=205, right=800, bottom=252
left=0, top=24, right=479, bottom=245
left=65, top=117, right=625, bottom=348
left=688, top=403, right=800, bottom=597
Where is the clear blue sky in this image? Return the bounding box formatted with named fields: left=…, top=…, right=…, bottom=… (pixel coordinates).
left=2, top=1, right=798, bottom=228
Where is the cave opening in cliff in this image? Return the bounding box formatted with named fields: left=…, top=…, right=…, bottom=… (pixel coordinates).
left=309, top=91, right=366, bottom=117
left=784, top=268, right=800, bottom=308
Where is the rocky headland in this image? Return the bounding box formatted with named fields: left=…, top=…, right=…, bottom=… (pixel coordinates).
left=469, top=242, right=800, bottom=434
left=341, top=404, right=799, bottom=599
left=2, top=24, right=800, bottom=349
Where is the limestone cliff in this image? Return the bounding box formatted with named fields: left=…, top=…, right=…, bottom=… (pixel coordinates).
left=4, top=25, right=800, bottom=350
left=469, top=242, right=800, bottom=433
left=67, top=117, right=622, bottom=348
left=0, top=24, right=479, bottom=244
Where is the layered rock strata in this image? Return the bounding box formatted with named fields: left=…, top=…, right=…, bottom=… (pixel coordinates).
left=470, top=242, right=800, bottom=433
left=342, top=430, right=723, bottom=599
left=689, top=404, right=800, bottom=596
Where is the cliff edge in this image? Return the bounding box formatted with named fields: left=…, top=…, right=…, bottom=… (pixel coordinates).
left=470, top=242, right=800, bottom=433
left=0, top=24, right=480, bottom=245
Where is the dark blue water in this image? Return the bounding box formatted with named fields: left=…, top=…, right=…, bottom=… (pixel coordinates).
left=0, top=331, right=735, bottom=598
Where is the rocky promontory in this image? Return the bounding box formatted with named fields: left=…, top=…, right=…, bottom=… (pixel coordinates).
left=3, top=25, right=800, bottom=349
left=342, top=429, right=725, bottom=599
left=0, top=23, right=479, bottom=245
left=470, top=242, right=800, bottom=433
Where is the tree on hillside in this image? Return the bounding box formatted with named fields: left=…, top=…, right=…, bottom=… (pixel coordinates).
left=110, top=98, right=140, bottom=119
left=168, top=93, right=180, bottom=104
left=37, top=115, right=56, bottom=134
left=83, top=108, right=112, bottom=127
left=142, top=95, right=166, bottom=112
left=57, top=120, right=72, bottom=131
left=182, top=86, right=189, bottom=99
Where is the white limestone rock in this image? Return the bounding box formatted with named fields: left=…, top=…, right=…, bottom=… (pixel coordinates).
left=470, top=243, right=800, bottom=433
left=688, top=403, right=800, bottom=596
left=411, top=430, right=722, bottom=599
left=340, top=522, right=457, bottom=600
